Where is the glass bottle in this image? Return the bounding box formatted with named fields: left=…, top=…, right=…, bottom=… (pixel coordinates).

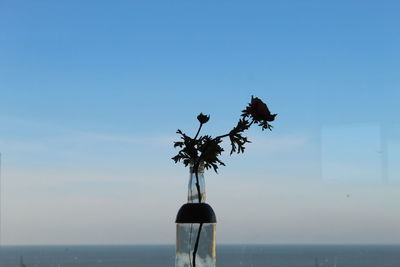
left=175, top=162, right=217, bottom=267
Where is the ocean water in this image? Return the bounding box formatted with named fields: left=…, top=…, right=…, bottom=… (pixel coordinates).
left=1, top=245, right=399, bottom=267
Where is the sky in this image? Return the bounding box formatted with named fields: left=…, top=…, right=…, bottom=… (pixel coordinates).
left=0, top=0, right=400, bottom=245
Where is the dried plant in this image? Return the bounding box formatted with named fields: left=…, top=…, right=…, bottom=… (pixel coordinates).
left=172, top=95, right=277, bottom=173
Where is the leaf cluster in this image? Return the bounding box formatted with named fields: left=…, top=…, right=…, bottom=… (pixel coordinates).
left=228, top=118, right=251, bottom=154
left=172, top=129, right=198, bottom=167
left=172, top=130, right=225, bottom=172
left=253, top=120, right=273, bottom=131
left=172, top=117, right=252, bottom=173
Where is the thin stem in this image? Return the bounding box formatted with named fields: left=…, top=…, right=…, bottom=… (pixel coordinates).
left=191, top=161, right=202, bottom=267
left=188, top=224, right=193, bottom=267
left=192, top=223, right=203, bottom=267
left=194, top=123, right=203, bottom=141
left=193, top=120, right=204, bottom=203
left=194, top=162, right=201, bottom=203
left=195, top=174, right=201, bottom=203
left=214, top=120, right=254, bottom=140
left=214, top=133, right=230, bottom=139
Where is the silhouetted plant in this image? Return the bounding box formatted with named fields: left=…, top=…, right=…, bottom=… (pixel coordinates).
left=172, top=95, right=277, bottom=173
left=172, top=95, right=277, bottom=267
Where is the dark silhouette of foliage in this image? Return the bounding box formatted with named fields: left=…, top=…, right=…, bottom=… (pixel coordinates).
left=172, top=95, right=277, bottom=173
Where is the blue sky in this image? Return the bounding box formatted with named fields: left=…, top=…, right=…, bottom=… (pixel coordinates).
left=0, top=1, right=399, bottom=245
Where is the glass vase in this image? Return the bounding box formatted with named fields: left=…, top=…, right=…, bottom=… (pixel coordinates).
left=175, top=163, right=216, bottom=267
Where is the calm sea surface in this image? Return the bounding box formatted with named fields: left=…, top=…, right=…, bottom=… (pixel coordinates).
left=1, top=245, right=399, bottom=267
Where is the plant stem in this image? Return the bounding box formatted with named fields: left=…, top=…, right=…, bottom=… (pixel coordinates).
left=193, top=124, right=203, bottom=202
left=192, top=223, right=203, bottom=267
left=194, top=162, right=201, bottom=203
left=194, top=123, right=203, bottom=141
left=191, top=161, right=202, bottom=267
left=193, top=120, right=203, bottom=204
left=215, top=120, right=254, bottom=140
left=188, top=224, right=193, bottom=267
left=215, top=133, right=230, bottom=139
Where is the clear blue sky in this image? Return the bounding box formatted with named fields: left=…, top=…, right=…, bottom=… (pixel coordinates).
left=0, top=0, right=399, bottom=245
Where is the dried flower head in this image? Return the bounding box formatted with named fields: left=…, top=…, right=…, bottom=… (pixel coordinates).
left=242, top=95, right=277, bottom=130
left=197, top=113, right=210, bottom=124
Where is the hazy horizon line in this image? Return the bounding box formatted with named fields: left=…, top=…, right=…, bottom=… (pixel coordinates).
left=2, top=243, right=400, bottom=247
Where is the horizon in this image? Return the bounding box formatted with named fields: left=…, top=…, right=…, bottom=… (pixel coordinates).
left=2, top=243, right=400, bottom=247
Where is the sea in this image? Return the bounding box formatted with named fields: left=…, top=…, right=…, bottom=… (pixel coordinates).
left=1, top=245, right=399, bottom=267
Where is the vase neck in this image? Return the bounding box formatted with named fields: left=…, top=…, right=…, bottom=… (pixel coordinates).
left=188, top=163, right=206, bottom=203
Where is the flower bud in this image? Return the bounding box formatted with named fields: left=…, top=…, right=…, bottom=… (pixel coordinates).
left=197, top=113, right=210, bottom=124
